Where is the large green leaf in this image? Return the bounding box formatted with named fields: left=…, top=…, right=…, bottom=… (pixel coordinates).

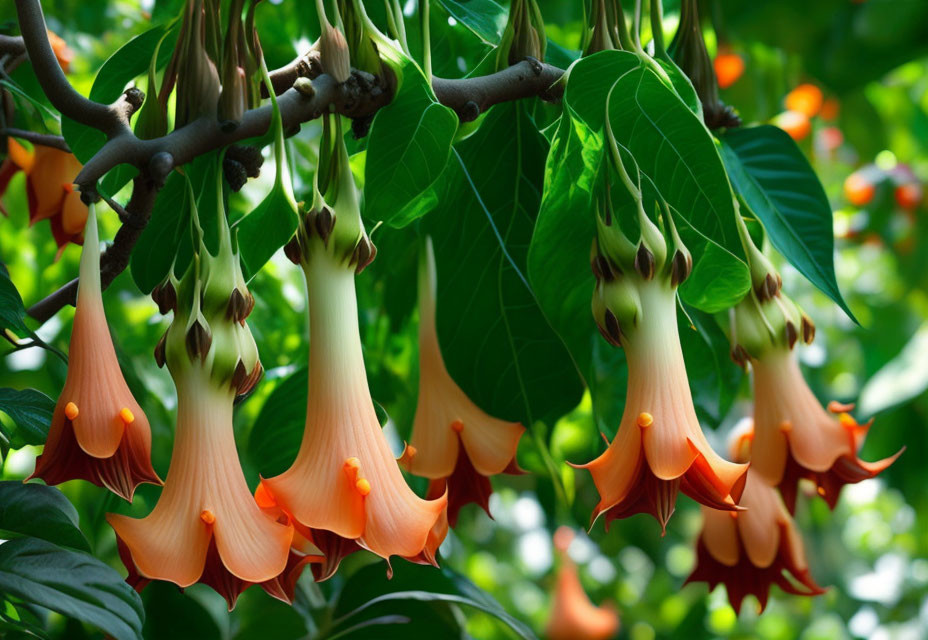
left=0, top=387, right=54, bottom=446
left=0, top=482, right=89, bottom=551
left=0, top=268, right=31, bottom=337
left=246, top=368, right=307, bottom=478
left=129, top=171, right=188, bottom=293
left=438, top=0, right=507, bottom=44
left=563, top=50, right=750, bottom=312
left=364, top=62, right=458, bottom=228
left=720, top=125, right=855, bottom=320
left=427, top=102, right=584, bottom=427
left=331, top=562, right=536, bottom=640
left=61, top=23, right=177, bottom=167
left=235, top=179, right=300, bottom=280
left=0, top=538, right=145, bottom=640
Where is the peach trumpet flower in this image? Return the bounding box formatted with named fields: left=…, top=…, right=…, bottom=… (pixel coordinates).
left=546, top=527, right=619, bottom=640
left=29, top=204, right=160, bottom=501
left=400, top=237, right=524, bottom=527
left=751, top=348, right=902, bottom=513
left=686, top=423, right=825, bottom=613
left=260, top=243, right=448, bottom=579
left=108, top=368, right=294, bottom=610
left=0, top=138, right=87, bottom=256
left=576, top=278, right=748, bottom=534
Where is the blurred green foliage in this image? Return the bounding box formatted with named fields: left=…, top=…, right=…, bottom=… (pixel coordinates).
left=1, top=0, right=927, bottom=639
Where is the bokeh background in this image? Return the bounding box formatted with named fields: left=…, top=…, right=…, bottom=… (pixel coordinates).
left=1, top=0, right=926, bottom=638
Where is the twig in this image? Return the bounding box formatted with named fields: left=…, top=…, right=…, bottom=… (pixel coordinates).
left=2, top=127, right=70, bottom=151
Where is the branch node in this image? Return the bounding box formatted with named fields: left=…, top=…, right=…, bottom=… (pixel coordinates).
left=525, top=56, right=543, bottom=76
left=149, top=152, right=174, bottom=187
left=123, top=87, right=145, bottom=113
left=461, top=100, right=480, bottom=123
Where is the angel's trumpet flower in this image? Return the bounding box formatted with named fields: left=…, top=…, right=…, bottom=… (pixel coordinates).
left=0, top=138, right=87, bottom=255
left=262, top=115, right=447, bottom=579
left=686, top=421, right=825, bottom=613
left=729, top=270, right=902, bottom=513
left=108, top=176, right=292, bottom=609
left=546, top=527, right=619, bottom=640
left=29, top=204, right=160, bottom=501
left=400, top=238, right=524, bottom=527
left=575, top=187, right=747, bottom=534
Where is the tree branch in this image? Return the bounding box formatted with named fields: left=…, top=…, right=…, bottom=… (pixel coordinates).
left=2, top=127, right=70, bottom=152
left=14, top=0, right=131, bottom=136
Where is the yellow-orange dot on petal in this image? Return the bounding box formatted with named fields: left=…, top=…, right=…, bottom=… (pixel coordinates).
left=344, top=457, right=361, bottom=472
left=254, top=481, right=277, bottom=508
left=355, top=478, right=371, bottom=496
left=406, top=445, right=417, bottom=458
left=827, top=400, right=855, bottom=414
left=729, top=511, right=739, bottom=519
left=64, top=402, right=79, bottom=420
left=637, top=412, right=653, bottom=428
left=838, top=413, right=857, bottom=429
left=119, top=407, right=135, bottom=424
left=816, top=486, right=827, bottom=497
left=780, top=420, right=793, bottom=433
left=200, top=509, right=216, bottom=525
left=450, top=420, right=464, bottom=433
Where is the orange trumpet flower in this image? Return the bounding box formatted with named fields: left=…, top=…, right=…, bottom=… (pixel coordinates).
left=0, top=138, right=87, bottom=256
left=751, top=349, right=902, bottom=513
left=546, top=527, right=619, bottom=640
left=400, top=238, right=524, bottom=527
left=108, top=371, right=294, bottom=610
left=29, top=205, right=160, bottom=501
left=686, top=424, right=825, bottom=613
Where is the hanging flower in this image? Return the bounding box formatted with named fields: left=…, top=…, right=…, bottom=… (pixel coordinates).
left=686, top=423, right=825, bottom=613
left=575, top=182, right=747, bottom=534
left=0, top=138, right=87, bottom=256
left=546, top=527, right=619, bottom=640
left=108, top=171, right=292, bottom=609
left=261, top=115, right=447, bottom=579
left=29, top=204, right=160, bottom=501
left=729, top=267, right=902, bottom=513
left=46, top=29, right=75, bottom=73
left=400, top=237, right=524, bottom=527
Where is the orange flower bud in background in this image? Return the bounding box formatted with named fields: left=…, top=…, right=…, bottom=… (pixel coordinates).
left=785, top=83, right=823, bottom=118
left=401, top=238, right=525, bottom=527
left=546, top=527, right=619, bottom=640
left=844, top=171, right=876, bottom=207
left=820, top=98, right=840, bottom=121
left=29, top=205, right=161, bottom=501
left=46, top=29, right=74, bottom=73
left=774, top=110, right=811, bottom=141
left=714, top=51, right=745, bottom=89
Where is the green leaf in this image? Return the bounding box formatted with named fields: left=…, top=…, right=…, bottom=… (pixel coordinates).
left=720, top=125, right=855, bottom=321
left=246, top=368, right=307, bottom=477
left=426, top=102, right=584, bottom=427
left=129, top=171, right=188, bottom=293
left=564, top=51, right=750, bottom=312
left=332, top=562, right=536, bottom=640
left=858, top=322, right=928, bottom=417
left=0, top=538, right=144, bottom=640
left=236, top=180, right=300, bottom=280
left=0, top=482, right=89, bottom=551
left=365, top=64, right=458, bottom=228
left=141, top=582, right=222, bottom=640
left=0, top=388, right=54, bottom=446
left=0, top=269, right=31, bottom=337
left=61, top=22, right=177, bottom=190
left=438, top=0, right=507, bottom=44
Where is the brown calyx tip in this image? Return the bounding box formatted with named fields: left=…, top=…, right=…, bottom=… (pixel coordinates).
left=185, top=319, right=212, bottom=362
left=601, top=308, right=623, bottom=347
left=635, top=244, right=655, bottom=280
left=153, top=331, right=167, bottom=368
left=283, top=236, right=303, bottom=265
left=785, top=321, right=798, bottom=350
left=353, top=236, right=377, bottom=274
left=801, top=314, right=816, bottom=344
left=151, top=281, right=177, bottom=315
left=670, top=249, right=692, bottom=287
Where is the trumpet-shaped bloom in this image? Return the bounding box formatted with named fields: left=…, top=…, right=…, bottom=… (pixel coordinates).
left=46, top=29, right=75, bottom=73
left=401, top=238, right=524, bottom=526
left=686, top=467, right=825, bottom=613
left=751, top=348, right=902, bottom=512
left=576, top=279, right=748, bottom=533
left=261, top=249, right=448, bottom=578
left=0, top=138, right=87, bottom=255
left=546, top=527, right=619, bottom=640
left=108, top=371, right=294, bottom=610
left=29, top=205, right=160, bottom=501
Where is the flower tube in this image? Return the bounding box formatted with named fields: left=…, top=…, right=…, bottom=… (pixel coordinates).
left=686, top=422, right=825, bottom=613
left=574, top=159, right=747, bottom=533
left=546, top=527, right=619, bottom=640
left=29, top=204, right=160, bottom=501
left=400, top=237, right=524, bottom=527
left=729, top=242, right=902, bottom=513
left=108, top=175, right=293, bottom=609
left=261, top=115, right=447, bottom=579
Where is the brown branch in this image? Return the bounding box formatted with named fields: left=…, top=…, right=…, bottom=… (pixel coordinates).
left=0, top=35, right=26, bottom=59
left=2, top=127, right=70, bottom=152
left=432, top=58, right=564, bottom=122
left=14, top=0, right=132, bottom=136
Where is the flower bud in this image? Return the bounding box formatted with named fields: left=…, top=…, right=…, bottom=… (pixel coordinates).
left=320, top=23, right=351, bottom=83
left=497, top=0, right=547, bottom=71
